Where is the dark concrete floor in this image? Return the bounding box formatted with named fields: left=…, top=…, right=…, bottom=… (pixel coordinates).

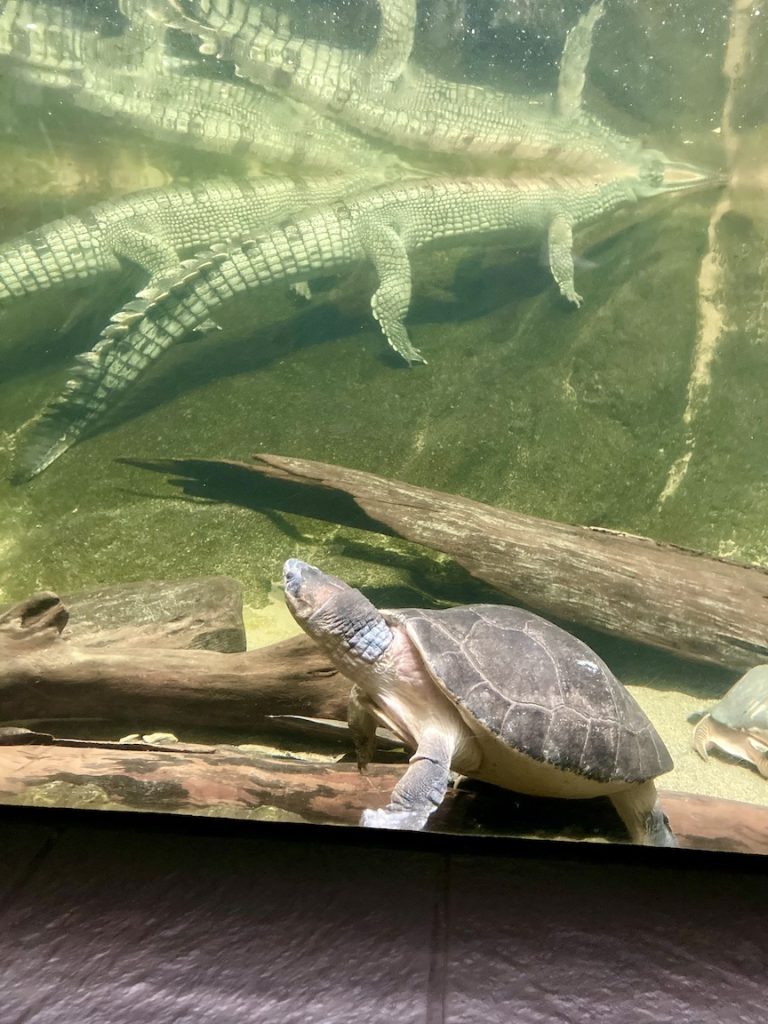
left=1, top=810, right=765, bottom=1024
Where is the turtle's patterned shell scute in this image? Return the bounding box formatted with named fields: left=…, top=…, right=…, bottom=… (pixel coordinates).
left=395, top=604, right=672, bottom=784
left=710, top=665, right=768, bottom=730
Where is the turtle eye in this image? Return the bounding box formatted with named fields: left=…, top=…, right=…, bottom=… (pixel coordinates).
left=282, top=558, right=304, bottom=596
left=641, top=156, right=664, bottom=189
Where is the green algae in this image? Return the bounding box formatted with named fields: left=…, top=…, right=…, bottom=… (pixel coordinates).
left=0, top=190, right=753, bottom=610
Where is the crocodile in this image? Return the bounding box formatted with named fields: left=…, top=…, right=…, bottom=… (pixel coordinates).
left=0, top=0, right=409, bottom=174
left=90, top=0, right=408, bottom=170
left=0, top=0, right=101, bottom=89
left=0, top=173, right=380, bottom=305
left=88, top=1, right=414, bottom=172
left=0, top=0, right=192, bottom=89
left=12, top=158, right=716, bottom=482
left=74, top=63, right=412, bottom=173
left=155, top=0, right=651, bottom=171
left=0, top=1, right=408, bottom=173
left=156, top=0, right=421, bottom=87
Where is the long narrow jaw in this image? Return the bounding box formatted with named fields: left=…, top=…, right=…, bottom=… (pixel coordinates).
left=659, top=159, right=726, bottom=193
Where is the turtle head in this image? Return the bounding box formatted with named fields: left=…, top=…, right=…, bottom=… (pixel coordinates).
left=283, top=559, right=393, bottom=663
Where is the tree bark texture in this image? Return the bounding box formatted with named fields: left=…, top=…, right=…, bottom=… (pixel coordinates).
left=129, top=454, right=768, bottom=671
left=0, top=590, right=347, bottom=730
left=0, top=742, right=765, bottom=855
left=0, top=576, right=247, bottom=652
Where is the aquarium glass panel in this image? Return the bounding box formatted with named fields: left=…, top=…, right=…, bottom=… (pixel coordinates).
left=1, top=0, right=766, bottom=856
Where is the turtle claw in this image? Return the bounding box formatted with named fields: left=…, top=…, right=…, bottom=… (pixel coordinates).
left=360, top=806, right=430, bottom=831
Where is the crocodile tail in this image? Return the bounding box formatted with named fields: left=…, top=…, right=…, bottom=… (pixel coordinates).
left=11, top=307, right=156, bottom=483
left=11, top=247, right=231, bottom=482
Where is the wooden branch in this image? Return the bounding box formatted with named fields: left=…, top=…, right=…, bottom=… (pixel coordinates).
left=0, top=744, right=397, bottom=823
left=0, top=628, right=346, bottom=729
left=0, top=577, right=347, bottom=730
left=61, top=575, right=247, bottom=652
left=0, top=592, right=69, bottom=650
left=121, top=455, right=768, bottom=671
left=1, top=742, right=765, bottom=855
left=1, top=576, right=247, bottom=653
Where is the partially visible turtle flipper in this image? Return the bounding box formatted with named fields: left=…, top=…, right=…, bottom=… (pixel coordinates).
left=693, top=714, right=768, bottom=779
left=348, top=684, right=379, bottom=771
left=693, top=666, right=768, bottom=779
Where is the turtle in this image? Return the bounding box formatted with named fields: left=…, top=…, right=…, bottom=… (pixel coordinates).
left=282, top=559, right=676, bottom=847
left=692, top=665, right=768, bottom=778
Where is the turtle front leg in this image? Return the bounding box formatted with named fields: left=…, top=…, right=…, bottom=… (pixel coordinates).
left=361, top=730, right=453, bottom=831
left=348, top=684, right=378, bottom=771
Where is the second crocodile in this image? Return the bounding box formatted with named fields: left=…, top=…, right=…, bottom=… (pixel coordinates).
left=0, top=173, right=380, bottom=306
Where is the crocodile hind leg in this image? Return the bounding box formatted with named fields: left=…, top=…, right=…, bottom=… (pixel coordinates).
left=358, top=219, right=427, bottom=365
left=610, top=781, right=677, bottom=847
left=103, top=221, right=182, bottom=285
left=557, top=1, right=605, bottom=117
left=547, top=214, right=583, bottom=307
left=360, top=729, right=454, bottom=830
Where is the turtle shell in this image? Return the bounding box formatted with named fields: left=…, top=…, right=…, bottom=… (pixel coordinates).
left=709, top=665, right=768, bottom=733
left=394, top=604, right=672, bottom=784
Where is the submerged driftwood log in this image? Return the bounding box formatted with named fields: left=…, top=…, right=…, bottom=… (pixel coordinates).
left=1, top=741, right=766, bottom=855
left=57, top=576, right=248, bottom=652
left=0, top=576, right=247, bottom=652
left=122, top=454, right=768, bottom=671
left=0, top=588, right=347, bottom=729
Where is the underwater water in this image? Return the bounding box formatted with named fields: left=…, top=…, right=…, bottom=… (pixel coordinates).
left=0, top=0, right=767, bottom=851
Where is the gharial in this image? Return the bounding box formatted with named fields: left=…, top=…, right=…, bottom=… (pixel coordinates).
left=0, top=173, right=380, bottom=306
left=12, top=163, right=714, bottom=482
left=1, top=0, right=721, bottom=482
left=0, top=0, right=413, bottom=172
left=282, top=558, right=677, bottom=847
left=155, top=0, right=649, bottom=169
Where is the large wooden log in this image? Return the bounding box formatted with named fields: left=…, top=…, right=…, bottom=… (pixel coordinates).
left=0, top=744, right=396, bottom=823
left=0, top=632, right=346, bottom=728
left=0, top=576, right=247, bottom=652
left=0, top=742, right=765, bottom=855
left=0, top=592, right=347, bottom=729
left=121, top=455, right=768, bottom=671
left=59, top=576, right=248, bottom=652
